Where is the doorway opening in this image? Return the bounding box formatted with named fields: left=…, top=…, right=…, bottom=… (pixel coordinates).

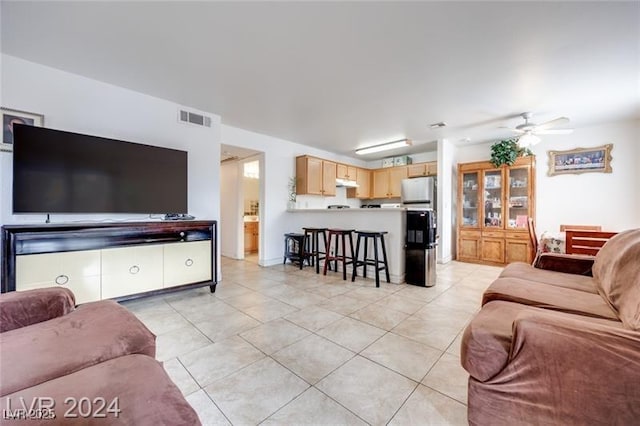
left=242, top=160, right=260, bottom=264
left=219, top=144, right=263, bottom=263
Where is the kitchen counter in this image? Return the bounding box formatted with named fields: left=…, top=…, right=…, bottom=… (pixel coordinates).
left=287, top=208, right=406, bottom=212
left=285, top=208, right=407, bottom=283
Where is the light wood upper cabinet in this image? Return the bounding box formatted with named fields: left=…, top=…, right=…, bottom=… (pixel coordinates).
left=372, top=169, right=390, bottom=198
left=336, top=164, right=357, bottom=180
left=322, top=160, right=337, bottom=196
left=296, top=155, right=336, bottom=196
left=372, top=166, right=407, bottom=198
left=296, top=155, right=436, bottom=199
left=389, top=166, right=408, bottom=197
left=407, top=161, right=437, bottom=178
left=347, top=168, right=371, bottom=199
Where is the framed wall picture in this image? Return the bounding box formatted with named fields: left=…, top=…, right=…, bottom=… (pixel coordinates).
left=1, top=107, right=45, bottom=152
left=547, top=144, right=613, bottom=176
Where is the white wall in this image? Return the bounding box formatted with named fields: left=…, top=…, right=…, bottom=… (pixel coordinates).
left=0, top=54, right=222, bottom=277
left=220, top=161, right=242, bottom=259
left=221, top=125, right=368, bottom=266
left=437, top=139, right=457, bottom=263
left=455, top=120, right=640, bottom=234
left=530, top=120, right=639, bottom=233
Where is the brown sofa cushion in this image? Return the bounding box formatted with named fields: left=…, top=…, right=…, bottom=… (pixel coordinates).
left=500, top=262, right=597, bottom=293
left=0, top=300, right=155, bottom=397
left=0, top=288, right=76, bottom=333
left=1, top=354, right=201, bottom=425
left=482, top=277, right=618, bottom=321
left=592, top=229, right=640, bottom=330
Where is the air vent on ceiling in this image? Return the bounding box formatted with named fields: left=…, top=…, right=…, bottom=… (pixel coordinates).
left=178, top=109, right=212, bottom=127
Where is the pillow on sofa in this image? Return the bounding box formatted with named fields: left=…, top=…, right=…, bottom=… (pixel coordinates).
left=592, top=229, right=640, bottom=330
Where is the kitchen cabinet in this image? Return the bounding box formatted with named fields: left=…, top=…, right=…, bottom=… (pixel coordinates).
left=296, top=155, right=336, bottom=196
left=347, top=168, right=371, bottom=199
left=456, top=156, right=536, bottom=266
left=372, top=166, right=407, bottom=198
left=407, top=161, right=437, bottom=177
left=336, top=164, right=357, bottom=180
left=296, top=156, right=437, bottom=199
left=244, top=221, right=259, bottom=253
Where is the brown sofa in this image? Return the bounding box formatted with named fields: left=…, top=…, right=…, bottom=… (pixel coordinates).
left=0, top=287, right=200, bottom=425
left=461, top=229, right=640, bottom=425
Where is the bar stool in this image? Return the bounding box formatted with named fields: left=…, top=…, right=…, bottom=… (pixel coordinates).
left=303, top=227, right=330, bottom=274
left=323, top=229, right=355, bottom=280
left=351, top=230, right=390, bottom=288
left=283, top=233, right=311, bottom=269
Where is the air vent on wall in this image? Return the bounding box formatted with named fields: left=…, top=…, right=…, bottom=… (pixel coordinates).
left=178, top=109, right=212, bottom=127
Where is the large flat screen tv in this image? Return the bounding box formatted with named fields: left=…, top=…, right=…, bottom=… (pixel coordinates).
left=13, top=125, right=188, bottom=214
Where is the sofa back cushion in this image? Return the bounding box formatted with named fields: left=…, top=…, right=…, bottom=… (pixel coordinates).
left=592, top=229, right=640, bottom=330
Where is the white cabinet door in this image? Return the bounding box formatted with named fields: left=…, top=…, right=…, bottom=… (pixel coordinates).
left=163, top=240, right=212, bottom=287
left=101, top=245, right=164, bottom=299
left=15, top=250, right=101, bottom=304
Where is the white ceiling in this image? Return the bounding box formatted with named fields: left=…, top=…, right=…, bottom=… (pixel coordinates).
left=1, top=1, right=639, bottom=160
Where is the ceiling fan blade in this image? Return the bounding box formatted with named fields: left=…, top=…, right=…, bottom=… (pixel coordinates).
left=535, top=117, right=570, bottom=131
left=499, top=126, right=525, bottom=134
left=536, top=128, right=574, bottom=135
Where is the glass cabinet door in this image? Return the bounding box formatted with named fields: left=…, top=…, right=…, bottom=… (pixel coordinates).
left=507, top=167, right=530, bottom=229
left=483, top=170, right=503, bottom=228
left=461, top=171, right=479, bottom=227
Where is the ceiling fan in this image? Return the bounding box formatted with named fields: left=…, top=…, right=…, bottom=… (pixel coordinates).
left=505, top=112, right=574, bottom=147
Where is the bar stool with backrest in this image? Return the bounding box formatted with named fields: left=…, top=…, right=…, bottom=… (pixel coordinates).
left=351, top=230, right=390, bottom=288
left=303, top=227, right=330, bottom=274
left=323, top=229, right=355, bottom=280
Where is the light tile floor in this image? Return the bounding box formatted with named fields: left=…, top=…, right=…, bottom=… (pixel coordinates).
left=122, top=257, right=502, bottom=425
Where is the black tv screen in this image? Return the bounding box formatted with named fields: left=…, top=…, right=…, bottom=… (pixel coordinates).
left=13, top=125, right=188, bottom=214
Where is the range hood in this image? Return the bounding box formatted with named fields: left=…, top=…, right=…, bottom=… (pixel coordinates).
left=335, top=178, right=359, bottom=188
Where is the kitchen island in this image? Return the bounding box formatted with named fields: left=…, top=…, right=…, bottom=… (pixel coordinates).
left=286, top=208, right=407, bottom=283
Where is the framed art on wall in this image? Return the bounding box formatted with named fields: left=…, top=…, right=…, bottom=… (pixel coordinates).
left=547, top=144, right=613, bottom=176
left=1, top=107, right=45, bottom=152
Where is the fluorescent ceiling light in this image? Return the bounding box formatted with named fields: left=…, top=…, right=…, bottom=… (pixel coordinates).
left=518, top=133, right=541, bottom=147
left=355, top=139, right=412, bottom=155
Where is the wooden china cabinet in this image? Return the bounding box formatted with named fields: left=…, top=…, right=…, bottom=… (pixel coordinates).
left=457, top=156, right=536, bottom=265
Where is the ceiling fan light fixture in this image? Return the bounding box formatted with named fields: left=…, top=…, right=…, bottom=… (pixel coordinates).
left=355, top=139, right=412, bottom=155
left=518, top=133, right=541, bottom=147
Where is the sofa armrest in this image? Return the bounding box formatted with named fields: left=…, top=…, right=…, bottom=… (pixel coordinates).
left=466, top=308, right=640, bottom=425
left=533, top=252, right=595, bottom=276
left=0, top=288, right=76, bottom=333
